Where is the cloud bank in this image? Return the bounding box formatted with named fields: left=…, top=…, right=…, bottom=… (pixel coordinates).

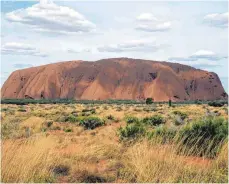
left=1, top=42, right=47, bottom=57
left=169, top=50, right=227, bottom=62
left=203, top=12, right=228, bottom=28
left=5, top=0, right=96, bottom=34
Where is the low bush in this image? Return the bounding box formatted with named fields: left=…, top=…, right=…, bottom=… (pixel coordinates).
left=125, top=116, right=139, bottom=124
left=195, top=100, right=202, bottom=105
left=142, top=115, right=165, bottom=126
left=208, top=101, right=227, bottom=107
left=65, top=114, right=78, bottom=123
left=79, top=117, right=105, bottom=130
left=146, top=98, right=153, bottom=105
left=118, top=123, right=145, bottom=140
left=177, top=117, right=228, bottom=158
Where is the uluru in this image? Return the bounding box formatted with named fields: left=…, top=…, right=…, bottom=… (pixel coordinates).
left=1, top=58, right=227, bottom=101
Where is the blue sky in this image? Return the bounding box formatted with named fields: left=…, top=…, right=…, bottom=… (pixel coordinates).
left=1, top=0, right=228, bottom=92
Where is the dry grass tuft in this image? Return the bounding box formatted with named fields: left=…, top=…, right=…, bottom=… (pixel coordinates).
left=120, top=140, right=228, bottom=183
left=2, top=136, right=59, bottom=183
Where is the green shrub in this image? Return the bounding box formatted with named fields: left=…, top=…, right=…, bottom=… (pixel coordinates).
left=142, top=115, right=165, bottom=126
left=146, top=98, right=153, bottom=105
left=65, top=114, right=78, bottom=123
left=80, top=117, right=105, bottom=130
left=125, top=116, right=139, bottom=124
left=195, top=100, right=202, bottom=105
left=208, top=101, right=227, bottom=107
left=118, top=123, right=145, bottom=140
left=148, top=126, right=177, bottom=143
left=177, top=117, right=228, bottom=158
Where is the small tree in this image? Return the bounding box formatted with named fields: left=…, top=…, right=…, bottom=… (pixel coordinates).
left=146, top=98, right=153, bottom=105
left=169, top=99, right=172, bottom=107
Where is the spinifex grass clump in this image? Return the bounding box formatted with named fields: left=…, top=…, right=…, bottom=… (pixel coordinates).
left=125, top=116, right=139, bottom=124
left=65, top=114, right=78, bottom=123
left=118, top=123, right=145, bottom=140
left=177, top=117, right=228, bottom=158
left=142, top=115, right=165, bottom=126
left=79, top=117, right=105, bottom=130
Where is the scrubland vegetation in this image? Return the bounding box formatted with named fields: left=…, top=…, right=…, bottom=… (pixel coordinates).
left=1, top=102, right=228, bottom=183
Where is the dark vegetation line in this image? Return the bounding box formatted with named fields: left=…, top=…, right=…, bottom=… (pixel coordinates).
left=1, top=98, right=228, bottom=105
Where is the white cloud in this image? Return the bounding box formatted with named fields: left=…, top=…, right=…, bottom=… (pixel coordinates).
left=5, top=0, right=96, bottom=34
left=168, top=50, right=227, bottom=64
left=1, top=42, right=47, bottom=57
left=98, top=39, right=165, bottom=53
left=203, top=12, right=228, bottom=28
left=136, top=22, right=172, bottom=32
left=66, top=48, right=91, bottom=54
left=136, top=13, right=171, bottom=32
